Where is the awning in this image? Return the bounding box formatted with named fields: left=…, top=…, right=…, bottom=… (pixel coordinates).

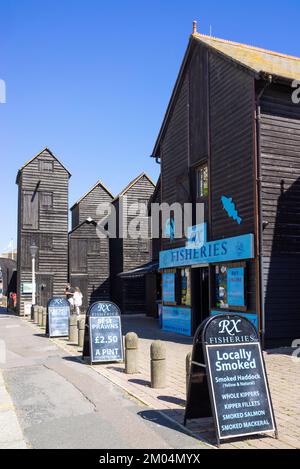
left=118, top=261, right=159, bottom=279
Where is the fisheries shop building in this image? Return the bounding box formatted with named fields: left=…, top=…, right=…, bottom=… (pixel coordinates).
left=151, top=26, right=300, bottom=347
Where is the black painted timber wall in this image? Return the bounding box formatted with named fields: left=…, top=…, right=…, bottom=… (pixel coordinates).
left=16, top=149, right=70, bottom=314
left=157, top=41, right=258, bottom=320
left=110, top=174, right=155, bottom=313
left=71, top=182, right=113, bottom=230
left=69, top=220, right=110, bottom=309
left=260, top=84, right=300, bottom=346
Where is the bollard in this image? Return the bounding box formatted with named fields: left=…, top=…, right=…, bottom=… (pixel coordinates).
left=33, top=305, right=39, bottom=324
left=32, top=305, right=38, bottom=322
left=150, top=340, right=166, bottom=389
left=42, top=307, right=47, bottom=328
left=38, top=306, right=43, bottom=326
left=125, top=332, right=138, bottom=374
left=69, top=315, right=78, bottom=344
left=78, top=319, right=85, bottom=348
left=186, top=352, right=192, bottom=396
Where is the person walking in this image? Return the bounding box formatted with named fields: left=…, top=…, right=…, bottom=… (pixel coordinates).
left=65, top=283, right=75, bottom=313
left=73, top=287, right=83, bottom=316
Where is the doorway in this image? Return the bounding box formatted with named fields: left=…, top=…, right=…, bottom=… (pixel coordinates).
left=191, top=267, right=209, bottom=334
left=36, top=274, right=53, bottom=307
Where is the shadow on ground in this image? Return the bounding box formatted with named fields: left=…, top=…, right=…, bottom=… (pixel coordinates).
left=122, top=315, right=193, bottom=346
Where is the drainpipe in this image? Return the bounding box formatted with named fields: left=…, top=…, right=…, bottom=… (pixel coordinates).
left=255, top=74, right=272, bottom=349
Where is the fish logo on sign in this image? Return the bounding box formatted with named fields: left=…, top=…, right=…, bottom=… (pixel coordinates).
left=218, top=319, right=241, bottom=336
left=221, top=196, right=242, bottom=225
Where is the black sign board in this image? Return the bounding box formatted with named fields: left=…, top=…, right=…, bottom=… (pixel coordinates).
left=82, top=301, right=123, bottom=364
left=185, top=314, right=277, bottom=445
left=46, top=297, right=70, bottom=338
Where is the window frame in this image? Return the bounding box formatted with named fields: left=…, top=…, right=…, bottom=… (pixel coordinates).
left=195, top=163, right=209, bottom=200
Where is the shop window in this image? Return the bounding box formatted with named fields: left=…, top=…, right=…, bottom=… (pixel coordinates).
left=196, top=164, right=208, bottom=198
left=215, top=264, right=246, bottom=309
left=162, top=272, right=176, bottom=303
left=180, top=268, right=191, bottom=306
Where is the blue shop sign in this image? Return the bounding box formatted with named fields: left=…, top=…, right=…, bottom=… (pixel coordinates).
left=210, top=310, right=258, bottom=330
left=162, top=272, right=176, bottom=303
left=161, top=306, right=192, bottom=336
left=227, top=267, right=245, bottom=307
left=159, top=234, right=254, bottom=269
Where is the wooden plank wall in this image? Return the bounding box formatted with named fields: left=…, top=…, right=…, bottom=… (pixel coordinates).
left=110, top=176, right=155, bottom=313
left=161, top=74, right=189, bottom=250
left=69, top=221, right=110, bottom=309
left=260, top=84, right=300, bottom=345
left=71, top=184, right=113, bottom=230
left=17, top=150, right=69, bottom=314
left=209, top=52, right=257, bottom=315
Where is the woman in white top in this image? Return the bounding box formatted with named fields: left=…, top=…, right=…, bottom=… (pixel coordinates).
left=73, top=287, right=83, bottom=316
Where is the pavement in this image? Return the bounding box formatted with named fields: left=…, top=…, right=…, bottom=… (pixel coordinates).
left=49, top=314, right=300, bottom=450
left=1, top=309, right=299, bottom=449
left=0, top=308, right=208, bottom=449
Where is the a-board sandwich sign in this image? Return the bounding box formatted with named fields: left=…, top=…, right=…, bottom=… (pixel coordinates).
left=46, top=297, right=70, bottom=338
left=185, top=314, right=277, bottom=446
left=82, top=301, right=123, bottom=364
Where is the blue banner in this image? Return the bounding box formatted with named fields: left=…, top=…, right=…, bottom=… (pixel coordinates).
left=227, top=267, right=245, bottom=306
left=162, top=272, right=176, bottom=303
left=161, top=306, right=191, bottom=336
left=159, top=234, right=254, bottom=269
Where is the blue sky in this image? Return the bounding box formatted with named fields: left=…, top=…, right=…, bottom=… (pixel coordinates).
left=1, top=0, right=300, bottom=254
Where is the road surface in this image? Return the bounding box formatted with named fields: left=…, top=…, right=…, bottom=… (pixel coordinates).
left=0, top=309, right=204, bottom=449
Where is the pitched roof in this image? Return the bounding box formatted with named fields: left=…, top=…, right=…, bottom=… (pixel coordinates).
left=193, top=32, right=300, bottom=81
left=71, top=180, right=114, bottom=210
left=16, top=147, right=71, bottom=184
left=69, top=217, right=97, bottom=235
left=112, top=173, right=155, bottom=202
left=151, top=32, right=300, bottom=157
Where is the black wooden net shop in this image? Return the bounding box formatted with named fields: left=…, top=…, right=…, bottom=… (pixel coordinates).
left=109, top=173, right=155, bottom=314
left=16, top=148, right=71, bottom=316
left=69, top=180, right=114, bottom=309
left=150, top=25, right=300, bottom=347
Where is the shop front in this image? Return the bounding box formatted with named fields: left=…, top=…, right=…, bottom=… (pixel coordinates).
left=159, top=233, right=256, bottom=337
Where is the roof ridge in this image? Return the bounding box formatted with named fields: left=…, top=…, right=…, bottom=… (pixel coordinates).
left=112, top=172, right=155, bottom=202
left=193, top=32, right=300, bottom=63
left=70, top=179, right=114, bottom=209
left=16, top=147, right=71, bottom=184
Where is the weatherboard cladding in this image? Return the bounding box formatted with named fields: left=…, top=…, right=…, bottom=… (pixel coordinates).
left=161, top=74, right=189, bottom=251
left=110, top=174, right=155, bottom=313
left=260, top=84, right=300, bottom=344
left=157, top=40, right=258, bottom=314
left=69, top=221, right=110, bottom=307
left=71, top=182, right=113, bottom=230
left=16, top=149, right=70, bottom=314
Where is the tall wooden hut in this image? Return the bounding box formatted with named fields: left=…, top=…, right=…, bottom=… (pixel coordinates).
left=16, top=148, right=70, bottom=315
left=110, top=173, right=155, bottom=313
left=69, top=181, right=113, bottom=308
